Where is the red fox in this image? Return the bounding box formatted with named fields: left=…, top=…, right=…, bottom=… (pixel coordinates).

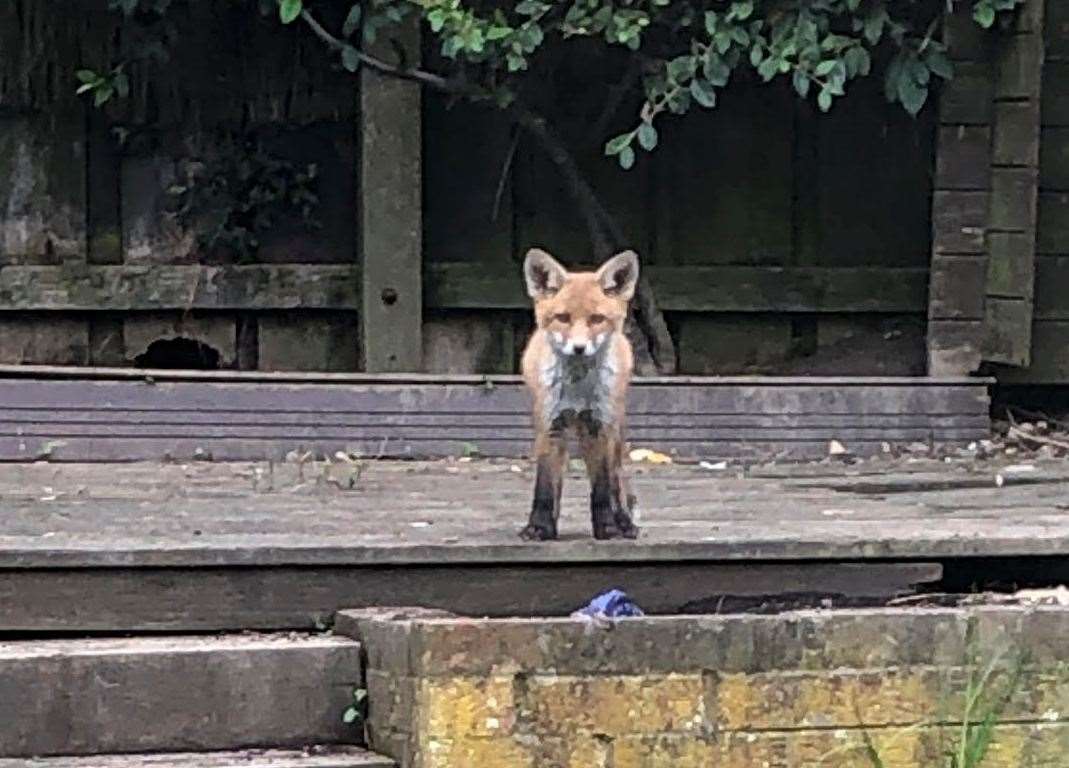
left=519, top=247, right=640, bottom=541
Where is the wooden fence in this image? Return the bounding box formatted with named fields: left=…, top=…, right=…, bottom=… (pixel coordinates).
left=1, top=1, right=1068, bottom=381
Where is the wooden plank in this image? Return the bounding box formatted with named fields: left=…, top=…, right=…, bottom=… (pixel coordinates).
left=943, top=4, right=993, bottom=61
left=0, top=111, right=87, bottom=265
left=427, top=263, right=929, bottom=313
left=0, top=563, right=942, bottom=631
left=996, top=31, right=1045, bottom=100
left=993, top=101, right=1042, bottom=166
left=86, top=105, right=123, bottom=265
left=655, top=82, right=792, bottom=266
left=982, top=296, right=1034, bottom=364
left=936, top=126, right=991, bottom=189
left=0, top=264, right=929, bottom=313
left=1035, top=255, right=1069, bottom=316
left=989, top=166, right=1039, bottom=231
left=815, top=75, right=935, bottom=267
left=359, top=21, right=422, bottom=372
left=0, top=365, right=991, bottom=385
left=932, top=191, right=989, bottom=254
left=0, top=377, right=990, bottom=462
left=0, top=264, right=360, bottom=311
left=422, top=92, right=513, bottom=264
left=994, top=320, right=1069, bottom=381
left=1040, top=126, right=1069, bottom=189
left=1037, top=192, right=1069, bottom=252
left=1044, top=0, right=1069, bottom=59
left=1041, top=62, right=1069, bottom=126
left=987, top=231, right=1038, bottom=296
left=928, top=256, right=987, bottom=319
left=939, top=62, right=994, bottom=125
left=927, top=320, right=986, bottom=376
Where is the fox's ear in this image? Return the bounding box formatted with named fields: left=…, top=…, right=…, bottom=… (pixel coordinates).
left=523, top=248, right=568, bottom=298
left=596, top=250, right=639, bottom=300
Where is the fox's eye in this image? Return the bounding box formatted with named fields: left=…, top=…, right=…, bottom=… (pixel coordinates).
left=554, top=313, right=571, bottom=324
left=589, top=314, right=606, bottom=325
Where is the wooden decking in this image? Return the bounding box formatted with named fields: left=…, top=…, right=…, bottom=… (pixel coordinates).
left=0, top=455, right=1066, bottom=631
left=0, top=367, right=991, bottom=462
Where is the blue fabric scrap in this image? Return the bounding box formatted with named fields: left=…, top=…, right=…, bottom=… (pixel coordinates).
left=574, top=589, right=644, bottom=618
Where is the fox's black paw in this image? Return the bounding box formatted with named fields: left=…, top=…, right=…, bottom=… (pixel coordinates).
left=520, top=523, right=558, bottom=541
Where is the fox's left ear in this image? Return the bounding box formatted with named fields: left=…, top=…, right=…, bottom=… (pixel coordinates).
left=596, top=250, right=639, bottom=301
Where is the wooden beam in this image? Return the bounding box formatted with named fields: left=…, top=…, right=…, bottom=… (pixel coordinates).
left=0, top=263, right=929, bottom=314
left=0, top=264, right=361, bottom=311
left=359, top=20, right=422, bottom=372
left=982, top=0, right=1045, bottom=367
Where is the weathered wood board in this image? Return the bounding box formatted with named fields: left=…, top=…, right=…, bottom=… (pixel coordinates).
left=2, top=456, right=1069, bottom=630
left=0, top=370, right=990, bottom=462
left=0, top=264, right=929, bottom=313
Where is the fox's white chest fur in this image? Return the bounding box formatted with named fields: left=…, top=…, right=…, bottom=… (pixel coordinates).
left=538, top=333, right=620, bottom=429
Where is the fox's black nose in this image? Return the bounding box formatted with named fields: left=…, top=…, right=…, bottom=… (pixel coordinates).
left=573, top=344, right=587, bottom=355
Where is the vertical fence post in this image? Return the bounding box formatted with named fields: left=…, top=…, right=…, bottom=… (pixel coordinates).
left=358, top=20, right=423, bottom=373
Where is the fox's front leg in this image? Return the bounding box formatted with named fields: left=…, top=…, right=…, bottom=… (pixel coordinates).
left=520, top=430, right=567, bottom=541
left=580, top=422, right=639, bottom=540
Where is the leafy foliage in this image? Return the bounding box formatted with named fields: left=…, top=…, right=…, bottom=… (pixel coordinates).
left=84, top=0, right=1026, bottom=173
left=165, top=135, right=320, bottom=262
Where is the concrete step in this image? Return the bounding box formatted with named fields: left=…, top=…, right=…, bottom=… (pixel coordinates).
left=0, top=747, right=394, bottom=767
left=0, top=635, right=363, bottom=758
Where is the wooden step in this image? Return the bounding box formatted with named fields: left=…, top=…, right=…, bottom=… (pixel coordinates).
left=0, top=635, right=363, bottom=758
left=0, top=747, right=393, bottom=767
left=0, top=368, right=991, bottom=462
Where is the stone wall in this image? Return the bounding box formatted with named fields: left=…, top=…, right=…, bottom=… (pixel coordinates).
left=338, top=606, right=1069, bottom=768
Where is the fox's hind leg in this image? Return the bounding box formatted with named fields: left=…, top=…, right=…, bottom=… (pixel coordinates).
left=579, top=418, right=639, bottom=540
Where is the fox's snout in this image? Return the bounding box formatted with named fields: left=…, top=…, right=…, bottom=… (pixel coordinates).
left=551, top=330, right=605, bottom=357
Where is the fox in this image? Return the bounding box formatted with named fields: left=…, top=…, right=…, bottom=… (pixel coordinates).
left=519, top=247, right=640, bottom=541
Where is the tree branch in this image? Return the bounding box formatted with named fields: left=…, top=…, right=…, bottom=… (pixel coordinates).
left=298, top=7, right=676, bottom=374
left=300, top=9, right=461, bottom=94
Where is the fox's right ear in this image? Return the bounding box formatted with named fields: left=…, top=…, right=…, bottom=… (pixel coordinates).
left=523, top=248, right=568, bottom=299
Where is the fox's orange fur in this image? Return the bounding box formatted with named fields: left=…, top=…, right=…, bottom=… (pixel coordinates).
left=519, top=248, right=639, bottom=541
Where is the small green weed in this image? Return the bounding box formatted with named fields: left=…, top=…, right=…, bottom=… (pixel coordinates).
left=849, top=615, right=1028, bottom=768
left=343, top=687, right=368, bottom=728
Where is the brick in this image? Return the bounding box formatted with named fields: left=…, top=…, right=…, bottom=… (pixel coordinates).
left=714, top=669, right=940, bottom=731
left=420, top=737, right=532, bottom=768
left=524, top=675, right=706, bottom=736
left=419, top=677, right=516, bottom=738
left=613, top=736, right=714, bottom=768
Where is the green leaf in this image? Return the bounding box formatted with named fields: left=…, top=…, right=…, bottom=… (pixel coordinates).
left=342, top=45, right=361, bottom=72
left=342, top=4, right=362, bottom=36
left=486, top=26, right=512, bottom=41
left=729, top=1, right=753, bottom=21
left=703, top=56, right=731, bottom=87
left=814, top=59, right=837, bottom=77
left=343, top=708, right=359, bottom=724
left=704, top=10, right=718, bottom=35
left=604, top=132, right=633, bottom=156
left=279, top=0, right=302, bottom=25
left=757, top=57, right=778, bottom=81
left=667, top=55, right=696, bottom=82
left=637, top=122, right=658, bottom=151
left=817, top=87, right=832, bottom=112
left=973, top=3, right=996, bottom=28
left=749, top=45, right=764, bottom=67
left=793, top=70, right=810, bottom=98
left=926, top=49, right=954, bottom=80
left=76, top=69, right=99, bottom=84
left=690, top=78, right=717, bottom=108
left=898, top=78, right=928, bottom=115
left=618, top=146, right=635, bottom=170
